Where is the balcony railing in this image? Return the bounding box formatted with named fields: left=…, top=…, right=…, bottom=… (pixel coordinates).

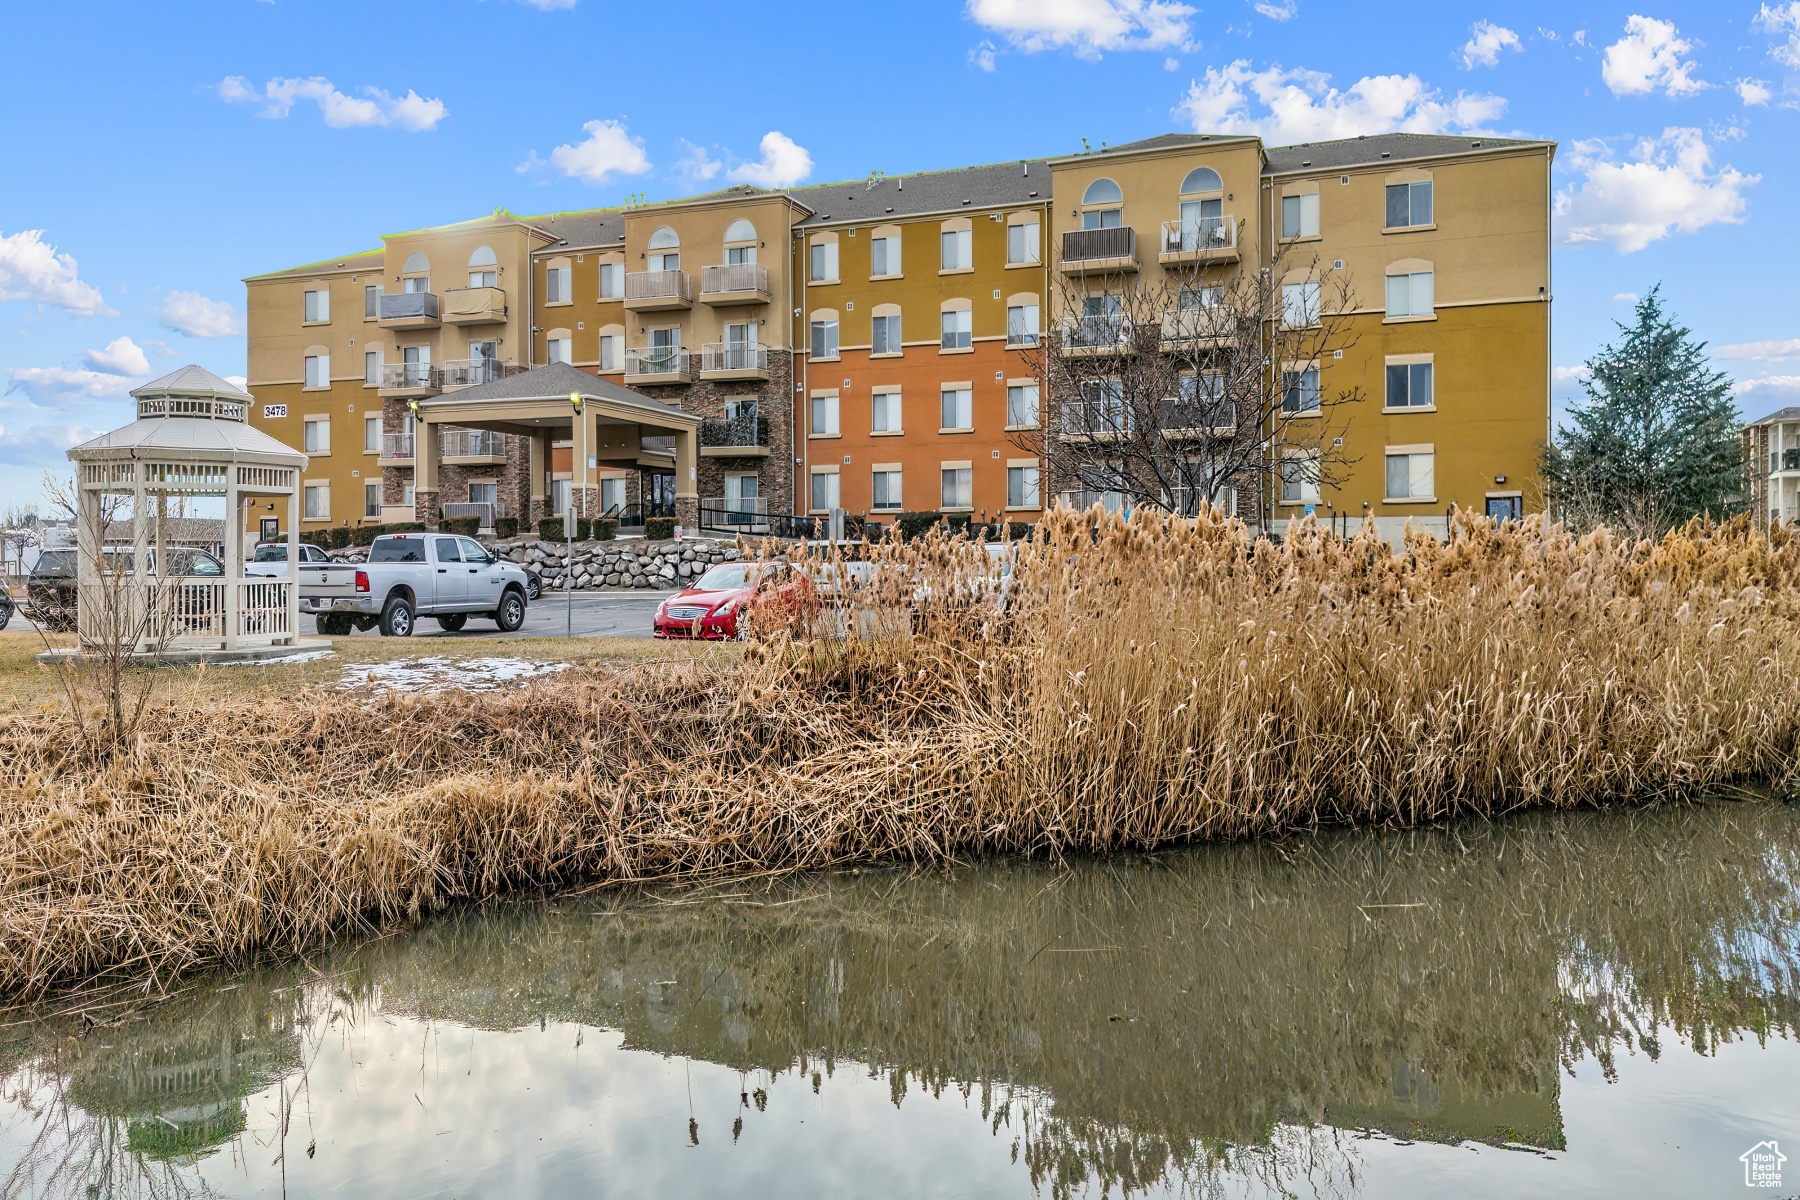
left=625, top=347, right=693, bottom=381
left=380, top=433, right=415, bottom=460
left=699, top=262, right=770, bottom=300
left=441, top=285, right=505, bottom=323
left=1060, top=400, right=1132, bottom=438
left=380, top=363, right=440, bottom=391
left=1062, top=314, right=1133, bottom=351
left=378, top=291, right=439, bottom=322
left=1160, top=306, right=1236, bottom=344
left=701, top=414, right=770, bottom=450
left=625, top=270, right=692, bottom=304
left=441, top=501, right=510, bottom=528
left=700, top=343, right=769, bottom=374
left=1160, top=215, right=1237, bottom=255
left=441, top=358, right=525, bottom=388
left=439, top=430, right=507, bottom=460
left=699, top=497, right=770, bottom=535
left=1061, top=226, right=1137, bottom=265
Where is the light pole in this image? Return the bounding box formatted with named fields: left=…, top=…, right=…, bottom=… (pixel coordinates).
left=567, top=391, right=583, bottom=638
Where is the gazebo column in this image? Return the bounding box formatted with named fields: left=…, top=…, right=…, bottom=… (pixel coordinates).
left=132, top=471, right=150, bottom=653
left=415, top=418, right=441, bottom=526
left=75, top=476, right=100, bottom=647
left=224, top=474, right=241, bottom=651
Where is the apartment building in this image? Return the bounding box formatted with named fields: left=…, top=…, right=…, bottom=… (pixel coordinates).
left=1744, top=407, right=1800, bottom=522
left=242, top=129, right=1552, bottom=541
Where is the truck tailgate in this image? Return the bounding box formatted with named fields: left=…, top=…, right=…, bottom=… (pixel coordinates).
left=299, top=564, right=361, bottom=600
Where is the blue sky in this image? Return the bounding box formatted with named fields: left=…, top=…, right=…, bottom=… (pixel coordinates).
left=2, top=0, right=1797, bottom=508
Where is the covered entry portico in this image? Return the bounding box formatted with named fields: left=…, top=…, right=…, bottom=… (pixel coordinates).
left=410, top=362, right=700, bottom=529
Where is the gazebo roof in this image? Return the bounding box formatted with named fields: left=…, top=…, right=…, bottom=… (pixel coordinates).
left=69, top=364, right=307, bottom=469
left=130, top=364, right=254, bottom=404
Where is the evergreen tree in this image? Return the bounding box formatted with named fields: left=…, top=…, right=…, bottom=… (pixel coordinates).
left=1545, top=286, right=1742, bottom=538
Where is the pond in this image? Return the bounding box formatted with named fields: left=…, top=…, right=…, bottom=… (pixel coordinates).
left=1, top=799, right=1796, bottom=1198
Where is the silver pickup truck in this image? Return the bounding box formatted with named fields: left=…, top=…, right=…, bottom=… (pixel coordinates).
left=301, top=533, right=531, bottom=637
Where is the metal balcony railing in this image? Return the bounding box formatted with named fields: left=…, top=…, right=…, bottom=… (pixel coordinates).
left=441, top=501, right=510, bottom=528
left=700, top=343, right=769, bottom=373
left=625, top=270, right=692, bottom=303
left=379, top=291, right=439, bottom=321
left=701, top=414, right=770, bottom=449
left=1060, top=400, right=1132, bottom=437
left=1160, top=306, right=1235, bottom=343
left=1061, top=226, right=1136, bottom=264
left=380, top=362, right=440, bottom=390
left=625, top=348, right=692, bottom=379
left=1062, top=314, right=1133, bottom=351
left=380, top=433, right=416, bottom=460
left=439, top=430, right=507, bottom=459
left=700, top=262, right=770, bottom=298
left=1160, top=215, right=1237, bottom=254
left=441, top=358, right=524, bottom=388
left=699, top=496, right=770, bottom=535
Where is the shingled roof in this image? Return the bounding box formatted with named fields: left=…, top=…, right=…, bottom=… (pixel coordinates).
left=1262, top=132, right=1550, bottom=174
left=525, top=208, right=626, bottom=252
left=790, top=158, right=1052, bottom=228
left=417, top=361, right=696, bottom=424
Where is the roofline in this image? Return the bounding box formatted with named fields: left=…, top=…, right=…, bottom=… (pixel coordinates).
left=1261, top=139, right=1558, bottom=179
left=795, top=195, right=1054, bottom=232
left=533, top=240, right=624, bottom=258
left=243, top=250, right=383, bottom=284
left=618, top=189, right=818, bottom=219
left=1044, top=135, right=1263, bottom=167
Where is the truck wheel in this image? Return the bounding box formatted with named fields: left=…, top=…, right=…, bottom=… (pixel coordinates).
left=379, top=596, right=414, bottom=638
left=493, top=589, right=526, bottom=632
left=436, top=614, right=468, bottom=632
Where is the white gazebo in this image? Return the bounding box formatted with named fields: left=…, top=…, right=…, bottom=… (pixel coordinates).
left=61, top=365, right=323, bottom=661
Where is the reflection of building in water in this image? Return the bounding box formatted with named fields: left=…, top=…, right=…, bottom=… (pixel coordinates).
left=1323, top=1058, right=1564, bottom=1150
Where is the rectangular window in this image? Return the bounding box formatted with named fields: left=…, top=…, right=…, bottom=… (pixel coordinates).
left=469, top=269, right=497, bottom=288
left=940, top=388, right=972, bottom=430
left=648, top=251, right=679, bottom=273
left=809, top=241, right=838, bottom=282
left=941, top=308, right=972, bottom=350
left=303, top=417, right=330, bottom=454
left=1006, top=303, right=1040, bottom=346
left=1282, top=282, right=1320, bottom=328
left=1385, top=451, right=1435, bottom=500
left=1386, top=272, right=1435, bottom=318
left=304, top=353, right=330, bottom=389
left=1386, top=181, right=1435, bottom=229
left=1282, top=367, right=1321, bottom=414
left=810, top=393, right=840, bottom=436
left=941, top=228, right=972, bottom=271
left=1007, top=383, right=1039, bottom=428
left=364, top=481, right=382, bottom=519
left=303, top=483, right=330, bottom=520
left=810, top=471, right=841, bottom=511
left=872, top=469, right=903, bottom=510
left=403, top=276, right=430, bottom=294
left=870, top=235, right=899, bottom=276
left=872, top=390, right=902, bottom=433
left=810, top=319, right=839, bottom=359
left=547, top=337, right=571, bottom=365
left=599, top=334, right=622, bottom=371
left=1279, top=457, right=1319, bottom=504
left=364, top=350, right=380, bottom=386
left=364, top=415, right=381, bottom=453
left=723, top=397, right=757, bottom=421
left=1081, top=209, right=1121, bottom=230
left=871, top=313, right=902, bottom=355
left=551, top=479, right=571, bottom=516
left=1008, top=465, right=1040, bottom=509
left=304, top=289, right=329, bottom=323
left=1385, top=361, right=1435, bottom=408
left=1281, top=193, right=1320, bottom=239
left=364, top=284, right=382, bottom=318
left=546, top=267, right=571, bottom=304
left=1008, top=221, right=1040, bottom=265
left=725, top=245, right=757, bottom=266
left=598, top=262, right=623, bottom=298
left=941, top=468, right=973, bottom=509
left=601, top=477, right=626, bottom=513
left=401, top=481, right=415, bottom=506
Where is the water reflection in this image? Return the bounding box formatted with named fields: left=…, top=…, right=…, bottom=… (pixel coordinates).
left=2, top=799, right=1797, bottom=1198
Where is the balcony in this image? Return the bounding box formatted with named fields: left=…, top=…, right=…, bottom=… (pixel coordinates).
left=699, top=262, right=771, bottom=306
left=439, top=429, right=508, bottom=465
left=1059, top=227, right=1138, bottom=275
left=699, top=342, right=770, bottom=381
left=1160, top=306, right=1237, bottom=347
left=380, top=433, right=416, bottom=464
left=378, top=291, right=440, bottom=329
left=624, top=270, right=692, bottom=312
left=1061, top=314, right=1134, bottom=356
left=441, top=501, right=511, bottom=531
left=625, top=347, right=694, bottom=385
left=442, top=286, right=506, bottom=324
left=1158, top=216, right=1239, bottom=264
left=700, top=413, right=771, bottom=458
left=1058, top=401, right=1132, bottom=442
left=699, top=496, right=770, bottom=535
left=378, top=363, right=441, bottom=397
left=441, top=358, right=526, bottom=389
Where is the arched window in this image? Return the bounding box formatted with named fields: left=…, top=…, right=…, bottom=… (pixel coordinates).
left=1081, top=178, right=1123, bottom=206
left=1179, top=167, right=1222, bottom=195
left=648, top=226, right=680, bottom=249
left=468, top=245, right=497, bottom=267
left=723, top=219, right=756, bottom=243
left=647, top=226, right=680, bottom=273
left=723, top=219, right=757, bottom=267
left=467, top=245, right=497, bottom=288
left=401, top=252, right=429, bottom=273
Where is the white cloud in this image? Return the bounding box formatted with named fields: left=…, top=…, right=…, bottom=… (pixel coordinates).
left=5, top=366, right=139, bottom=402
left=671, top=139, right=722, bottom=185
left=1716, top=338, right=1800, bottom=361
left=1612, top=291, right=1639, bottom=303
left=226, top=375, right=249, bottom=392
left=966, top=0, right=1196, bottom=57
left=1254, top=0, right=1297, bottom=20
left=1461, top=21, right=1521, bottom=70
left=1164, top=56, right=1180, bottom=70
left=517, top=0, right=576, bottom=8
left=82, top=336, right=149, bottom=376
left=1600, top=16, right=1708, bottom=97
left=0, top=230, right=113, bottom=317
left=1178, top=61, right=1507, bottom=143
left=157, top=291, right=245, bottom=338
left=726, top=132, right=813, bottom=188
left=0, top=424, right=99, bottom=470
left=1554, top=365, right=1590, bottom=384
left=1736, top=375, right=1800, bottom=401
left=217, top=76, right=448, bottom=131
left=546, top=119, right=652, bottom=185
left=1555, top=128, right=1756, bottom=253
left=1755, top=3, right=1800, bottom=68
left=971, top=41, right=998, bottom=71
left=1737, top=78, right=1774, bottom=105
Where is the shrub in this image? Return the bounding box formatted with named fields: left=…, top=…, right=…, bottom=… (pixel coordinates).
left=328, top=526, right=354, bottom=550
left=646, top=516, right=677, bottom=541
left=352, top=523, right=382, bottom=547
left=944, top=514, right=972, bottom=537
left=595, top=517, right=619, bottom=541
left=386, top=522, right=425, bottom=534
left=537, top=518, right=566, bottom=542
left=575, top=518, right=594, bottom=542
left=896, top=511, right=942, bottom=541
left=440, top=516, right=481, bottom=537
left=493, top=517, right=519, bottom=541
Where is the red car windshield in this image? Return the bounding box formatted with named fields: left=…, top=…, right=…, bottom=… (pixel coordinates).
left=692, top=563, right=780, bottom=592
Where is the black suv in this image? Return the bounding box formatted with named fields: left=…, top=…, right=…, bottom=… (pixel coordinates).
left=26, top=548, right=77, bottom=631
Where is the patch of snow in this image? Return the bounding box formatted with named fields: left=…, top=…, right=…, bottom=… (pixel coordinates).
left=217, top=649, right=336, bottom=667
left=337, top=655, right=571, bottom=693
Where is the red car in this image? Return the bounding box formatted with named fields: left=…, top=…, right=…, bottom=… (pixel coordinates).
left=653, top=561, right=814, bottom=640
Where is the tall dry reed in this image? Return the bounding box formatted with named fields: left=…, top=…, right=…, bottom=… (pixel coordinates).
left=3, top=507, right=1798, bottom=1002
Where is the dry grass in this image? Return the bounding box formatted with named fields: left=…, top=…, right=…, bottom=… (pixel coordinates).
left=4, top=507, right=1800, bottom=1003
